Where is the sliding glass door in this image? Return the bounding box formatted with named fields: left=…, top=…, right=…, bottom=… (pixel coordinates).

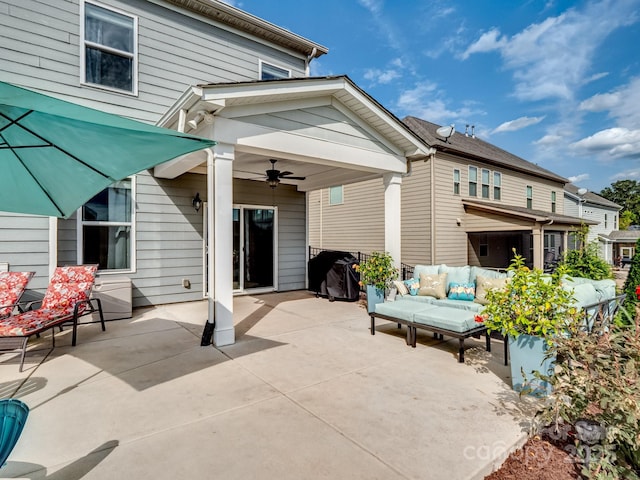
left=233, top=206, right=276, bottom=292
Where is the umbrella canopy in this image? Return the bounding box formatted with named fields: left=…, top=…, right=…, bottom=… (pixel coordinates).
left=0, top=80, right=216, bottom=218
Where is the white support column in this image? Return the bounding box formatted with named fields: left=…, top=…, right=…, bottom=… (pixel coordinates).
left=211, top=143, right=235, bottom=346
left=383, top=172, right=402, bottom=270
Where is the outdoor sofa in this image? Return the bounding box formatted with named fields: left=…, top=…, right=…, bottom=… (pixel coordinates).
left=369, top=264, right=623, bottom=363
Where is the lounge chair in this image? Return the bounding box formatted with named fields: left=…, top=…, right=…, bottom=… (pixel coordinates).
left=0, top=272, right=35, bottom=320
left=0, top=265, right=105, bottom=371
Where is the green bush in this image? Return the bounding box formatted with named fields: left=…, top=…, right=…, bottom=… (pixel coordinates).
left=538, top=311, right=640, bottom=478
left=559, top=227, right=612, bottom=281
left=622, top=238, right=640, bottom=318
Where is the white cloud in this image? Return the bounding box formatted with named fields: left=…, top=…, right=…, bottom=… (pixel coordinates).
left=358, top=0, right=383, bottom=15
left=461, top=0, right=639, bottom=102
left=534, top=134, right=564, bottom=146
left=612, top=168, right=640, bottom=180
left=580, top=77, right=640, bottom=126
left=395, top=83, right=484, bottom=125
left=568, top=173, right=590, bottom=183
left=570, top=127, right=640, bottom=160
left=364, top=68, right=401, bottom=85
left=356, top=0, right=402, bottom=50
left=493, top=115, right=545, bottom=133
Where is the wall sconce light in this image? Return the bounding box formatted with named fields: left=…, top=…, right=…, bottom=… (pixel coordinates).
left=192, top=192, right=202, bottom=212
left=187, top=111, right=214, bottom=130
left=456, top=217, right=462, bottom=226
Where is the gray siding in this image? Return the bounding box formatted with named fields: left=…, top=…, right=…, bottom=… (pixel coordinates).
left=0, top=0, right=306, bottom=122
left=401, top=159, right=432, bottom=265
left=234, top=179, right=306, bottom=291
left=0, top=214, right=50, bottom=291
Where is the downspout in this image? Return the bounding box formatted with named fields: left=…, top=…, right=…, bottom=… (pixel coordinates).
left=429, top=152, right=436, bottom=264
left=305, top=47, right=317, bottom=76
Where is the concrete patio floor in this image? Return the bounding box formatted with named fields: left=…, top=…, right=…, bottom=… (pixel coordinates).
left=0, top=291, right=537, bottom=479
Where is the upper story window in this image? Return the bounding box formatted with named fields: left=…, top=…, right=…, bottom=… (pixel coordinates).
left=260, top=61, right=291, bottom=80
left=468, top=166, right=478, bottom=197
left=481, top=169, right=490, bottom=199
left=604, top=213, right=608, bottom=229
left=329, top=186, right=343, bottom=205
left=493, top=172, right=501, bottom=200
left=526, top=185, right=533, bottom=209
left=615, top=215, right=618, bottom=230
left=551, top=191, right=556, bottom=213
left=78, top=178, right=135, bottom=272
left=81, top=1, right=138, bottom=94
left=453, top=169, right=460, bottom=195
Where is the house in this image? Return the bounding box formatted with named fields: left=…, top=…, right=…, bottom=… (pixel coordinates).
left=309, top=116, right=591, bottom=270
left=563, top=184, right=622, bottom=264
left=0, top=0, right=431, bottom=345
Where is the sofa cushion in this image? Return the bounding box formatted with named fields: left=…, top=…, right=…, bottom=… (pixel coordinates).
left=590, top=279, right=616, bottom=302
left=430, top=298, right=484, bottom=312
left=404, top=278, right=420, bottom=296
left=401, top=295, right=436, bottom=305
left=419, top=273, right=447, bottom=299
left=474, top=275, right=509, bottom=305
left=413, top=265, right=440, bottom=279
left=564, top=282, right=600, bottom=308
left=393, top=280, right=409, bottom=296
left=469, top=266, right=508, bottom=283
left=439, top=265, right=471, bottom=290
left=374, top=300, right=438, bottom=322
left=447, top=282, right=475, bottom=301
left=413, top=306, right=478, bottom=333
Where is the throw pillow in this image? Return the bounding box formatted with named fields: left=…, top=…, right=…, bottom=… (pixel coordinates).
left=393, top=280, right=409, bottom=296
left=474, top=275, right=509, bottom=305
left=418, top=272, right=447, bottom=299
left=404, top=278, right=420, bottom=296
left=447, top=282, right=475, bottom=301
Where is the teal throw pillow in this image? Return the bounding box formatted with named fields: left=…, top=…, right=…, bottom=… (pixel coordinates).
left=404, top=278, right=420, bottom=296
left=447, top=282, right=475, bottom=301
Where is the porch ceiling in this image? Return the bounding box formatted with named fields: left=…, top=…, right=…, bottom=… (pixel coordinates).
left=155, top=76, right=434, bottom=191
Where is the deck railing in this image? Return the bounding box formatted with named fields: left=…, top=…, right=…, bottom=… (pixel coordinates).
left=309, top=247, right=414, bottom=280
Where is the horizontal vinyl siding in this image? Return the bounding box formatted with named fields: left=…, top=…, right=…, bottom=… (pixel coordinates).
left=0, top=0, right=307, bottom=122
left=433, top=153, right=566, bottom=265
left=234, top=179, right=306, bottom=291
left=57, top=211, right=77, bottom=265
left=308, top=190, right=321, bottom=248
left=132, top=172, right=207, bottom=307
left=401, top=160, right=432, bottom=265
left=0, top=214, right=50, bottom=291
left=311, top=178, right=385, bottom=255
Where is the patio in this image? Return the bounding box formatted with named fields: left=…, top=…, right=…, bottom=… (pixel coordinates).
left=0, top=291, right=535, bottom=479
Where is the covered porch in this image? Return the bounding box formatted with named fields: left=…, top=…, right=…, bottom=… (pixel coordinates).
left=462, top=199, right=593, bottom=269
left=154, top=76, right=434, bottom=347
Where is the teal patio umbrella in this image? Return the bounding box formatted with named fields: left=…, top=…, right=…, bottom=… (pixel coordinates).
left=0, top=80, right=216, bottom=218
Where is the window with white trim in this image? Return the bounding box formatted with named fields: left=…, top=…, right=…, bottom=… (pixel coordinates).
left=81, top=1, right=137, bottom=94
left=605, top=213, right=608, bottom=229
left=468, top=166, right=477, bottom=197
left=493, top=172, right=501, bottom=200
left=481, top=169, right=490, bottom=199
left=453, top=169, right=460, bottom=195
left=551, top=191, right=557, bottom=213
left=329, top=186, right=343, bottom=205
left=79, top=178, right=135, bottom=271
left=260, top=61, right=291, bottom=80
left=526, top=185, right=533, bottom=209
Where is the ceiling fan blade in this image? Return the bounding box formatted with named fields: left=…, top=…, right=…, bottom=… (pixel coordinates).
left=278, top=171, right=293, bottom=177
left=282, top=176, right=306, bottom=180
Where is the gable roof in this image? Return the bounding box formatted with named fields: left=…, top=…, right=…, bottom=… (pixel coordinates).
left=565, top=184, right=621, bottom=210
left=601, top=230, right=640, bottom=242
left=403, top=116, right=568, bottom=184
left=163, top=0, right=327, bottom=59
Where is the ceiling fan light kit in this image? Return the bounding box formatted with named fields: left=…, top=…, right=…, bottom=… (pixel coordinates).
left=264, top=159, right=305, bottom=189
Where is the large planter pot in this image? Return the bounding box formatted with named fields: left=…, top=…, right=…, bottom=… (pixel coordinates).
left=366, top=285, right=385, bottom=314
left=508, top=334, right=555, bottom=396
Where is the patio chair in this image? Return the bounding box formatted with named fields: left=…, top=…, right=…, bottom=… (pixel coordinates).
left=0, top=265, right=105, bottom=372
left=0, top=272, right=35, bottom=320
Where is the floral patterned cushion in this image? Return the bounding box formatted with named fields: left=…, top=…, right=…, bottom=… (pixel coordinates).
left=40, top=265, right=97, bottom=316
left=0, top=308, right=75, bottom=336
left=0, top=272, right=34, bottom=319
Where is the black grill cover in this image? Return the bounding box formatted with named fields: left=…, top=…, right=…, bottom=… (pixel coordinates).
left=308, top=251, right=360, bottom=302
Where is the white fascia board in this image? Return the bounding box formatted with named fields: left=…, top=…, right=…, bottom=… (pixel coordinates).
left=213, top=117, right=406, bottom=173
left=220, top=96, right=332, bottom=119
left=156, top=86, right=203, bottom=128
left=201, top=77, right=346, bottom=102
left=154, top=150, right=208, bottom=179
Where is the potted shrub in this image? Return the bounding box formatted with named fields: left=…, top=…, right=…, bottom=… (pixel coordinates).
left=354, top=251, right=398, bottom=313
left=482, top=252, right=579, bottom=395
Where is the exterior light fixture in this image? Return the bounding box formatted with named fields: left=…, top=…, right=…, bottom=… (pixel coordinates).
left=192, top=192, right=202, bottom=212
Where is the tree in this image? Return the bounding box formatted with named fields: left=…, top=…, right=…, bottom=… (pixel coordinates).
left=620, top=210, right=636, bottom=230
left=600, top=180, right=640, bottom=227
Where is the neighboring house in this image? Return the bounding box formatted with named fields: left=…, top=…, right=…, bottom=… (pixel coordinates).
left=600, top=230, right=640, bottom=266
left=310, top=116, right=591, bottom=270
left=0, top=0, right=431, bottom=345
left=564, top=184, right=622, bottom=264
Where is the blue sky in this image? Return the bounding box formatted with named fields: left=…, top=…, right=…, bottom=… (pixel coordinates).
left=228, top=0, right=639, bottom=193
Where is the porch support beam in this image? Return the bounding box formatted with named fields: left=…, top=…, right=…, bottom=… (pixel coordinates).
left=384, top=173, right=402, bottom=271
left=533, top=225, right=544, bottom=270
left=203, top=143, right=236, bottom=347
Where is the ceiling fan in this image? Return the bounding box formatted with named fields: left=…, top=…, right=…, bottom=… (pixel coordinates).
left=265, top=159, right=305, bottom=188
